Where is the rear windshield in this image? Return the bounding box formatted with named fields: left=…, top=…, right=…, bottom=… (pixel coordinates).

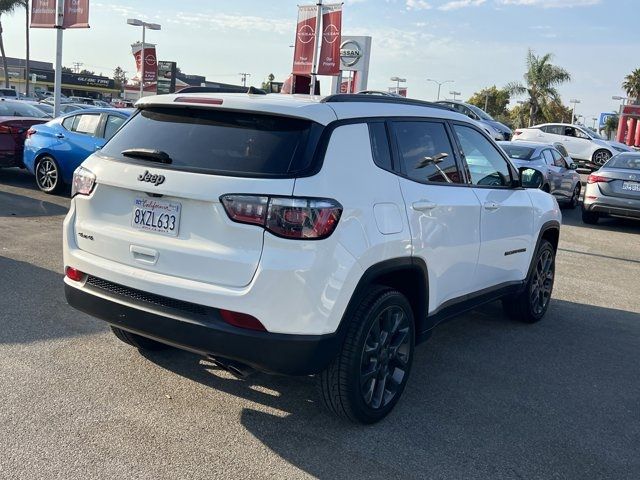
left=101, top=107, right=322, bottom=177
left=501, top=144, right=535, bottom=160
left=605, top=153, right=640, bottom=170
left=0, top=101, right=48, bottom=118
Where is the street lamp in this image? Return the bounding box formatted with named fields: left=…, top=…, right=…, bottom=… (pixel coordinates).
left=612, top=95, right=628, bottom=106
left=426, top=78, right=453, bottom=101
left=569, top=98, right=581, bottom=124
left=127, top=18, right=161, bottom=99
left=449, top=91, right=461, bottom=101
left=390, top=76, right=406, bottom=95
left=592, top=117, right=598, bottom=129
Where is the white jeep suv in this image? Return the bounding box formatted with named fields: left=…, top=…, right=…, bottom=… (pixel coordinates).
left=63, top=93, right=561, bottom=424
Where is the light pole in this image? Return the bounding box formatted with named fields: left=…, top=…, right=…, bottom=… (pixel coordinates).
left=127, top=19, right=161, bottom=100
left=390, top=76, right=406, bottom=95
left=449, top=91, right=461, bottom=101
left=239, top=73, right=251, bottom=87
left=569, top=98, right=581, bottom=124
left=426, top=78, right=453, bottom=101
left=592, top=117, right=598, bottom=129
left=612, top=95, right=628, bottom=107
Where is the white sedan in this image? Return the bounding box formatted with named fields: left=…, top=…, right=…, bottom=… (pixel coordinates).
left=513, top=123, right=633, bottom=170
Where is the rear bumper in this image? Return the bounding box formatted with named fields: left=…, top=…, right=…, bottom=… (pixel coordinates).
left=65, top=282, right=342, bottom=375
left=583, top=197, right=640, bottom=220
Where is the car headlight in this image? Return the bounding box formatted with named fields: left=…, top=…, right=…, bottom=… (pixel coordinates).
left=71, top=166, right=96, bottom=197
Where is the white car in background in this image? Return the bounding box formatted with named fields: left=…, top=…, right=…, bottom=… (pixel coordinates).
left=513, top=123, right=633, bottom=170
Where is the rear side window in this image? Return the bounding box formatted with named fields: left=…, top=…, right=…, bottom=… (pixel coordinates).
left=368, top=122, right=392, bottom=170
left=542, top=150, right=555, bottom=166
left=72, top=114, right=100, bottom=135
left=101, top=107, right=321, bottom=177
left=393, top=121, right=463, bottom=184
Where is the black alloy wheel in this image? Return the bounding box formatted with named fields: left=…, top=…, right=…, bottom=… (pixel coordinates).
left=529, top=247, right=555, bottom=317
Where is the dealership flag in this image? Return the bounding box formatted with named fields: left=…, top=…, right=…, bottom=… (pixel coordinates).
left=292, top=5, right=317, bottom=75
left=132, top=43, right=158, bottom=83
left=31, top=0, right=90, bottom=28
left=317, top=4, right=342, bottom=76
left=31, top=0, right=57, bottom=28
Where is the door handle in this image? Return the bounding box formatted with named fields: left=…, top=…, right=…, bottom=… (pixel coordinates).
left=483, top=201, right=500, bottom=211
left=55, top=133, right=64, bottom=139
left=412, top=200, right=437, bottom=211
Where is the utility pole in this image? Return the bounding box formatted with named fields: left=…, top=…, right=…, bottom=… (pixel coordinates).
left=484, top=92, right=489, bottom=112
left=239, top=73, right=251, bottom=87
left=450, top=91, right=461, bottom=101
left=570, top=98, right=581, bottom=124
left=72, top=62, right=83, bottom=73
left=309, top=0, right=323, bottom=95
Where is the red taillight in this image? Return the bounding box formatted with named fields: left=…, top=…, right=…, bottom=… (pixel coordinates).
left=173, top=97, right=223, bottom=105
left=0, top=124, right=19, bottom=134
left=219, top=309, right=266, bottom=331
left=65, top=267, right=85, bottom=282
left=587, top=174, right=611, bottom=184
left=221, top=195, right=342, bottom=240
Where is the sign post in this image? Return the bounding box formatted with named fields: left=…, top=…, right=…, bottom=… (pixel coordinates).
left=53, top=0, right=64, bottom=117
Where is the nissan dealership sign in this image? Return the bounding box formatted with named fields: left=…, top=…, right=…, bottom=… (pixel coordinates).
left=340, top=40, right=362, bottom=68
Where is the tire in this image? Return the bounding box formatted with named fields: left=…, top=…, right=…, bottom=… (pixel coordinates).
left=35, top=155, right=63, bottom=194
left=567, top=184, right=581, bottom=209
left=581, top=208, right=599, bottom=225
left=317, top=287, right=415, bottom=424
left=542, top=184, right=551, bottom=193
left=502, top=240, right=556, bottom=324
left=592, top=149, right=611, bottom=167
left=110, top=326, right=169, bottom=351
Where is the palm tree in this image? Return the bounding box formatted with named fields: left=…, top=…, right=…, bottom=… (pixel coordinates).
left=622, top=68, right=640, bottom=102
left=604, top=115, right=619, bottom=140
left=0, top=0, right=28, bottom=90
left=507, top=49, right=571, bottom=126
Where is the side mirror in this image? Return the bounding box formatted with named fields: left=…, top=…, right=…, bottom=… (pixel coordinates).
left=519, top=167, right=544, bottom=189
left=569, top=163, right=577, bottom=170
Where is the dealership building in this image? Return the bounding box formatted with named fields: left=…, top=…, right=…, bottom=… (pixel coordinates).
left=0, top=56, right=119, bottom=99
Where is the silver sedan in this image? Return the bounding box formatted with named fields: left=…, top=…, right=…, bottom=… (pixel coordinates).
left=582, top=152, right=640, bottom=224
left=498, top=141, right=582, bottom=208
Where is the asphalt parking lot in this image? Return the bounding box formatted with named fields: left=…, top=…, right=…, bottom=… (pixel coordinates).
left=1, top=168, right=639, bottom=480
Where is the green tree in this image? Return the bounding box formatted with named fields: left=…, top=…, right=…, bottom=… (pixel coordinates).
left=507, top=49, right=571, bottom=126
left=0, top=0, right=28, bottom=90
left=604, top=114, right=619, bottom=140
left=622, top=68, right=640, bottom=101
left=467, top=86, right=510, bottom=119
left=113, top=66, right=127, bottom=93
left=261, top=73, right=275, bottom=92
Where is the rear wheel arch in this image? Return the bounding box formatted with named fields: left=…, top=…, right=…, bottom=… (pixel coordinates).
left=339, top=258, right=429, bottom=337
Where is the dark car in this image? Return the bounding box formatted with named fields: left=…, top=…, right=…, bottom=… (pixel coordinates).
left=0, top=99, right=50, bottom=168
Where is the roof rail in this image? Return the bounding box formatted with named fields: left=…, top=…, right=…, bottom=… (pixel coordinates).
left=321, top=94, right=453, bottom=111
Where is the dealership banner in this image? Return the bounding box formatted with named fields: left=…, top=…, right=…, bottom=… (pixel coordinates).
left=31, top=0, right=57, bottom=28
left=132, top=43, right=157, bottom=83
left=292, top=5, right=317, bottom=75
left=31, top=0, right=89, bottom=28
left=63, top=0, right=90, bottom=28
left=317, top=4, right=342, bottom=76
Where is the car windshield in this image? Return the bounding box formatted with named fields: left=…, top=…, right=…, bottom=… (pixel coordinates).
left=0, top=101, right=48, bottom=118
left=501, top=144, right=535, bottom=160
left=468, top=104, right=494, bottom=121
left=583, top=127, right=604, bottom=140
left=605, top=153, right=640, bottom=170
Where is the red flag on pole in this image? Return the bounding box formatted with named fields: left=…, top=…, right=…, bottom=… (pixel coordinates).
left=30, top=0, right=57, bottom=28
left=292, top=5, right=317, bottom=75
left=132, top=43, right=158, bottom=83
left=317, top=4, right=341, bottom=76
left=63, top=0, right=90, bottom=28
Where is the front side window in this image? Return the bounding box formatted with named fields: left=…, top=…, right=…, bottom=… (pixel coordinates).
left=542, top=150, right=555, bottom=166
left=393, top=121, right=462, bottom=184
left=103, top=115, right=126, bottom=140
left=551, top=149, right=567, bottom=168
left=454, top=125, right=512, bottom=187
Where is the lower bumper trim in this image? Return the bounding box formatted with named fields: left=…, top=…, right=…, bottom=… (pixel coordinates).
left=65, top=283, right=341, bottom=375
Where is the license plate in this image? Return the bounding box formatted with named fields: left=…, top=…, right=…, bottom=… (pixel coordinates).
left=622, top=181, right=640, bottom=192
left=131, top=198, right=181, bottom=236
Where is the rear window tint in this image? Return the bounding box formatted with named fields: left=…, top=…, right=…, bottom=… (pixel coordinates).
left=101, top=107, right=322, bottom=177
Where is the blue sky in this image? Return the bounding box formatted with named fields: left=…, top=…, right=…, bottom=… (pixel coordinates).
left=1, top=0, right=636, bottom=120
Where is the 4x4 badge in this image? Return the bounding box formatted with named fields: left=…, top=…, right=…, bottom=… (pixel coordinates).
left=137, top=170, right=165, bottom=186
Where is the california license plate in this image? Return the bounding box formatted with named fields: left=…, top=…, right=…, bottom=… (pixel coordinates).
left=622, top=181, right=640, bottom=192
left=131, top=198, right=181, bottom=236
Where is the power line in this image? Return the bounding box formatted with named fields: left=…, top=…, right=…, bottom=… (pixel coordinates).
left=238, top=72, right=251, bottom=87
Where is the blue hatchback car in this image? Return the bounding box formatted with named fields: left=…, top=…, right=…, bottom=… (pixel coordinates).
left=23, top=108, right=133, bottom=193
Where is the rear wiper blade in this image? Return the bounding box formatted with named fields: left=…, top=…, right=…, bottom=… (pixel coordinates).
left=121, top=148, right=173, bottom=164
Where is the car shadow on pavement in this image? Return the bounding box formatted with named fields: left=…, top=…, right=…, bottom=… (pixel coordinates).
left=0, top=256, right=106, bottom=344
left=0, top=191, right=68, bottom=217
left=561, top=204, right=640, bottom=234
left=141, top=299, right=640, bottom=480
